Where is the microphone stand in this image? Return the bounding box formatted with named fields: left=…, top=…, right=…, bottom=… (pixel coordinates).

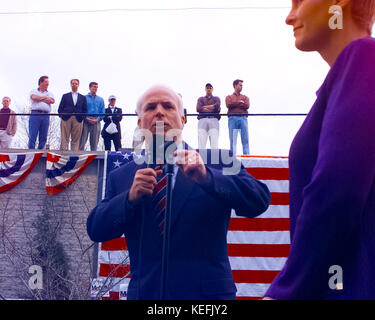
left=146, top=134, right=176, bottom=300
left=160, top=151, right=175, bottom=300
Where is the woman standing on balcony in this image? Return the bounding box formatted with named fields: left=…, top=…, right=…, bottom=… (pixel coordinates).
left=265, top=0, right=375, bottom=299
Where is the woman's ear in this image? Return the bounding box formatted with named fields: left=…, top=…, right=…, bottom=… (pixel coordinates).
left=334, top=0, right=351, bottom=9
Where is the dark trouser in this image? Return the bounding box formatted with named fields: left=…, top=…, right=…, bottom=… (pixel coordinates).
left=28, top=110, right=50, bottom=149
left=103, top=132, right=122, bottom=151
left=79, top=119, right=101, bottom=151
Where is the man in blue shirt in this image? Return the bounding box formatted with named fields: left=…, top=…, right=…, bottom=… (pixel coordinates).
left=79, top=82, right=105, bottom=151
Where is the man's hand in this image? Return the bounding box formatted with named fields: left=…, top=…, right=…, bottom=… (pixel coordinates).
left=87, top=118, right=99, bottom=124
left=174, top=149, right=209, bottom=185
left=202, top=104, right=215, bottom=112
left=43, top=97, right=54, bottom=105
left=31, top=95, right=53, bottom=104
left=128, top=168, right=163, bottom=203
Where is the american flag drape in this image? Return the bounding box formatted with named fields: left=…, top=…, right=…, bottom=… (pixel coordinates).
left=0, top=152, right=43, bottom=193
left=46, top=152, right=96, bottom=195
left=93, top=153, right=290, bottom=300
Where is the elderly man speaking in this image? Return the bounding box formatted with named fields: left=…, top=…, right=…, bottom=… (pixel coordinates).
left=87, top=85, right=271, bottom=300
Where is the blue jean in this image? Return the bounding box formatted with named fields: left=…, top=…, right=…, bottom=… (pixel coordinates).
left=228, top=116, right=249, bottom=155
left=28, top=110, right=50, bottom=149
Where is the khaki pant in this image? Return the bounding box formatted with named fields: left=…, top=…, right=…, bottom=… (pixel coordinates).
left=0, top=130, right=12, bottom=149
left=60, top=117, right=83, bottom=151
left=198, top=118, right=220, bottom=149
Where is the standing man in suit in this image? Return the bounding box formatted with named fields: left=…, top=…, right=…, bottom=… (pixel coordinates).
left=87, top=85, right=271, bottom=300
left=58, top=79, right=88, bottom=151
left=101, top=95, right=122, bottom=152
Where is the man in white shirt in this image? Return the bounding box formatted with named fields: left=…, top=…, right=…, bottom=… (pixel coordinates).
left=28, top=76, right=55, bottom=149
left=58, top=79, right=88, bottom=151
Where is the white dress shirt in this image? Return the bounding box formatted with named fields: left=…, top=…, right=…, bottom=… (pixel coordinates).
left=72, top=91, right=78, bottom=106
left=30, top=89, right=54, bottom=112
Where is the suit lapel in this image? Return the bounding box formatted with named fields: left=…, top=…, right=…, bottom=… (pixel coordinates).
left=170, top=169, right=195, bottom=228
left=77, top=94, right=83, bottom=107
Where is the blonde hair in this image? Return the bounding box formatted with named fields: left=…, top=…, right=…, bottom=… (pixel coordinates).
left=351, top=0, right=375, bottom=34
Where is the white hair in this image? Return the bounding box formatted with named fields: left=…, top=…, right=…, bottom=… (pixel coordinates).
left=2, top=96, right=11, bottom=101
left=136, top=85, right=184, bottom=117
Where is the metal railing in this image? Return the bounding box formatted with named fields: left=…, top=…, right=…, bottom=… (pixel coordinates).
left=1, top=111, right=308, bottom=152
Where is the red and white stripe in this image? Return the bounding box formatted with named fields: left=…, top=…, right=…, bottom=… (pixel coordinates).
left=0, top=152, right=43, bottom=193
left=95, top=155, right=290, bottom=300
left=45, top=152, right=96, bottom=195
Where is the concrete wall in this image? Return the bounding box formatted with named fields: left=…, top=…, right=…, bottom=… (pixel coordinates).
left=0, top=151, right=104, bottom=299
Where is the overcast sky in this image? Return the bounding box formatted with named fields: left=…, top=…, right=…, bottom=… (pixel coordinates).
left=1, top=0, right=373, bottom=155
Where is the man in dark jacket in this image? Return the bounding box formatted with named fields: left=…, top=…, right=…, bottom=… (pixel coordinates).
left=101, top=95, right=122, bottom=151
left=58, top=79, right=88, bottom=151
left=87, top=85, right=271, bottom=300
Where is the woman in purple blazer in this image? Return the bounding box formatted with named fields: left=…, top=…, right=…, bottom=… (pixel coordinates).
left=265, top=1, right=375, bottom=299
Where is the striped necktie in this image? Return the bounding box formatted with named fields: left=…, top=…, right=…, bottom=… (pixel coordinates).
left=152, top=165, right=167, bottom=234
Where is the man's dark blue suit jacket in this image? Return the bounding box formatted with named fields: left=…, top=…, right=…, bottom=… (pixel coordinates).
left=87, top=147, right=271, bottom=299
left=58, top=92, right=88, bottom=122
left=101, top=106, right=122, bottom=136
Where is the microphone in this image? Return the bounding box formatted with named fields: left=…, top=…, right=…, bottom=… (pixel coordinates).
left=140, top=134, right=177, bottom=300
left=145, top=135, right=177, bottom=300
left=146, top=134, right=176, bottom=171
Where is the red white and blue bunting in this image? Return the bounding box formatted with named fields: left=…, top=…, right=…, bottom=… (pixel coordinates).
left=45, top=152, right=96, bottom=195
left=0, top=152, right=43, bottom=193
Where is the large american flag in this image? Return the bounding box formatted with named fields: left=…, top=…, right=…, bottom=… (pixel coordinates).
left=93, top=153, right=290, bottom=300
